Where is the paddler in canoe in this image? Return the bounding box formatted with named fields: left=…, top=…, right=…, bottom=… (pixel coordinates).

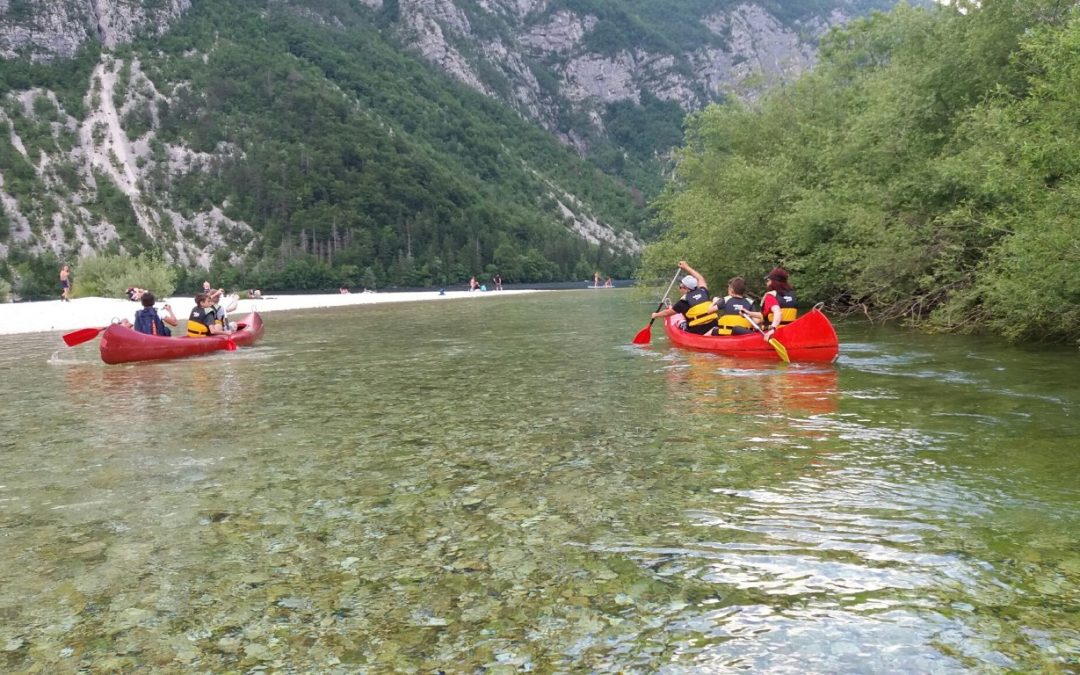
left=649, top=261, right=718, bottom=335
left=741, top=266, right=798, bottom=343
left=705, top=276, right=757, bottom=336
left=133, top=292, right=178, bottom=336
left=187, top=292, right=234, bottom=337
left=116, top=291, right=178, bottom=335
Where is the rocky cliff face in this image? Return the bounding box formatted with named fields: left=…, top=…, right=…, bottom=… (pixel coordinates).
left=2, top=1, right=868, bottom=129
left=0, top=0, right=190, bottom=61
left=390, top=0, right=853, bottom=145
left=0, top=54, right=251, bottom=265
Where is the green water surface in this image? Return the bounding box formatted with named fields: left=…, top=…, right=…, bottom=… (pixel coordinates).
left=0, top=290, right=1077, bottom=673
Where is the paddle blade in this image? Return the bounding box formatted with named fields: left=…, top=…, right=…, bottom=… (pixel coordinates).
left=632, top=324, right=652, bottom=345
left=62, top=326, right=105, bottom=347
left=769, top=338, right=790, bottom=363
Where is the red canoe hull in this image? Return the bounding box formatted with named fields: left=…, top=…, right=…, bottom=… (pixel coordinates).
left=99, top=312, right=264, bottom=364
left=663, top=307, right=839, bottom=362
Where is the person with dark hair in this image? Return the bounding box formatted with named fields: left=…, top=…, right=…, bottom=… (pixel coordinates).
left=132, top=292, right=178, bottom=336
left=187, top=292, right=229, bottom=337
left=709, top=276, right=757, bottom=335
left=744, top=267, right=798, bottom=342
left=650, top=260, right=718, bottom=335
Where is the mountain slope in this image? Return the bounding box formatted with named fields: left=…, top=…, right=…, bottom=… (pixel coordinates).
left=0, top=0, right=918, bottom=294
left=1, top=0, right=645, bottom=291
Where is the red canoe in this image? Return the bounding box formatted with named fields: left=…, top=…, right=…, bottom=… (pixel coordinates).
left=99, top=312, right=264, bottom=364
left=664, top=306, right=839, bottom=362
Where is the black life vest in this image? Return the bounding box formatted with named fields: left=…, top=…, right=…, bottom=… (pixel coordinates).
left=681, top=287, right=718, bottom=334
left=716, top=296, right=755, bottom=335
left=187, top=306, right=214, bottom=337
left=764, top=290, right=798, bottom=325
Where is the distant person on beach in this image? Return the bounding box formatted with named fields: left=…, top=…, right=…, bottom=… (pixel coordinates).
left=469, top=276, right=479, bottom=292
left=126, top=286, right=148, bottom=302
left=649, top=260, right=718, bottom=335
left=339, top=287, right=351, bottom=294
left=605, top=277, right=613, bottom=288
left=187, top=292, right=230, bottom=337
left=59, top=265, right=71, bottom=302
left=493, top=274, right=503, bottom=291
left=247, top=289, right=262, bottom=299
left=594, top=271, right=601, bottom=288
left=132, top=292, right=178, bottom=336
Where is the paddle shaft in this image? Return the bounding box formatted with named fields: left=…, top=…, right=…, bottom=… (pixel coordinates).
left=741, top=309, right=790, bottom=363
left=632, top=269, right=683, bottom=344
left=648, top=269, right=683, bottom=325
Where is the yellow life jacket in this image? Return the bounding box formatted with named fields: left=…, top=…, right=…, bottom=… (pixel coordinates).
left=764, top=290, right=799, bottom=325
left=715, top=295, right=754, bottom=335
left=685, top=300, right=718, bottom=328
left=716, top=314, right=753, bottom=335
left=187, top=320, right=211, bottom=337
left=187, top=306, right=214, bottom=337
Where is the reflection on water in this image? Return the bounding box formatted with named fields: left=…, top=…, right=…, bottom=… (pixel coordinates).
left=0, top=293, right=1077, bottom=672
left=661, top=350, right=839, bottom=416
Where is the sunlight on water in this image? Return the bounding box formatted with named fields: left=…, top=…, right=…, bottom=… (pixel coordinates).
left=0, top=293, right=1077, bottom=672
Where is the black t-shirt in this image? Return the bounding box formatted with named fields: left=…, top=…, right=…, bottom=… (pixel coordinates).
left=672, top=287, right=717, bottom=334
left=672, top=286, right=710, bottom=316
left=189, top=306, right=215, bottom=327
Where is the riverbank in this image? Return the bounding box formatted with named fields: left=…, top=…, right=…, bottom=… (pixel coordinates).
left=0, top=289, right=542, bottom=336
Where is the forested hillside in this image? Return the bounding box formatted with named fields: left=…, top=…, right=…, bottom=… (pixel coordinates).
left=0, top=0, right=920, bottom=298
left=644, top=0, right=1080, bottom=344
left=0, top=0, right=646, bottom=297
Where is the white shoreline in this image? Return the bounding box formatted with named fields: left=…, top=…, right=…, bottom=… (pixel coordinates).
left=0, top=289, right=542, bottom=337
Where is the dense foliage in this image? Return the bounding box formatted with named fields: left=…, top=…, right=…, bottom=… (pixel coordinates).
left=72, top=252, right=178, bottom=300
left=643, top=0, right=1080, bottom=344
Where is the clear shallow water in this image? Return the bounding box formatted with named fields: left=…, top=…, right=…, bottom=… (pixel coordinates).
left=0, top=290, right=1077, bottom=672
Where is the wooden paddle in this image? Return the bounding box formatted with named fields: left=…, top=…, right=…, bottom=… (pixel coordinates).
left=741, top=310, right=790, bottom=363
left=632, top=269, right=682, bottom=345
left=62, top=326, right=107, bottom=347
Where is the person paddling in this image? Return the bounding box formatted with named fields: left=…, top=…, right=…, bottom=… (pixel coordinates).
left=650, top=261, right=718, bottom=335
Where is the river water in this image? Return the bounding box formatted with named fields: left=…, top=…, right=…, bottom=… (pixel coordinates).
left=1, top=290, right=1077, bottom=673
